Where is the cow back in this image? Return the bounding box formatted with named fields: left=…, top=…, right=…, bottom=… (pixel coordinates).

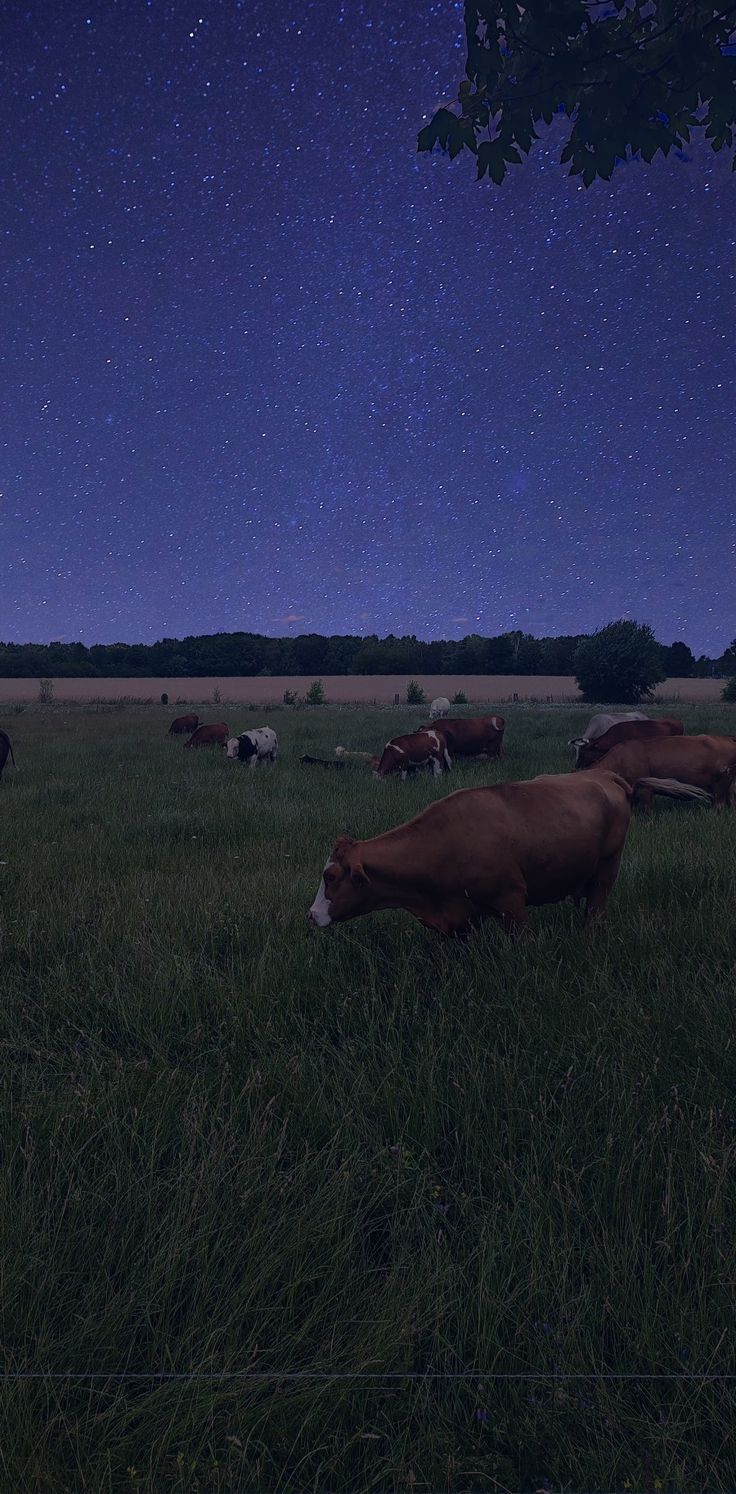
left=579, top=717, right=683, bottom=766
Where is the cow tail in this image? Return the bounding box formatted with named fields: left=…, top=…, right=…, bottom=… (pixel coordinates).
left=634, top=776, right=712, bottom=803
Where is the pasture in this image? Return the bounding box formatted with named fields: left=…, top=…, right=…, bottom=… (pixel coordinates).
left=2, top=702, right=736, bottom=1493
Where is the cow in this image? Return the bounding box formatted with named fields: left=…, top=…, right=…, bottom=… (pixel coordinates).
left=168, top=713, right=199, bottom=736
left=374, top=728, right=451, bottom=780
left=0, top=730, right=16, bottom=780
left=429, top=696, right=451, bottom=720
left=335, top=747, right=378, bottom=766
left=308, top=769, right=633, bottom=937
left=421, top=715, right=505, bottom=761
left=225, top=726, right=278, bottom=766
left=572, top=717, right=684, bottom=770
left=587, top=734, right=736, bottom=811
left=184, top=722, right=230, bottom=748
left=568, top=711, right=649, bottom=766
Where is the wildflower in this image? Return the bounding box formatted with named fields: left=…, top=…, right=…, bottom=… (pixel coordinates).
left=474, top=1408, right=489, bottom=1423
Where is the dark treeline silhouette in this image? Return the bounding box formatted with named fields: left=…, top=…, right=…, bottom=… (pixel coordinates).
left=0, top=632, right=731, bottom=679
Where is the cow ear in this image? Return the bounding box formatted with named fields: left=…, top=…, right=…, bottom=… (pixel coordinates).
left=350, top=858, right=369, bottom=886
left=333, top=835, right=355, bottom=856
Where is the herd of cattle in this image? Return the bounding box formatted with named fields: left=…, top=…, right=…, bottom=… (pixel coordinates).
left=165, top=699, right=736, bottom=937
left=307, top=705, right=736, bottom=939
left=2, top=700, right=735, bottom=940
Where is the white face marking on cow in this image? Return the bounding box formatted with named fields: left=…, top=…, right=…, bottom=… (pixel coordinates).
left=309, top=861, right=335, bottom=927
left=225, top=737, right=239, bottom=758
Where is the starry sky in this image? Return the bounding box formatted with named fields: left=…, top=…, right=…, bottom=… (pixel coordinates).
left=1, top=0, right=734, bottom=654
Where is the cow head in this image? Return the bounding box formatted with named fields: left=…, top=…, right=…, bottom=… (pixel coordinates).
left=308, top=837, right=373, bottom=927
left=225, top=737, right=240, bottom=759
left=374, top=743, right=404, bottom=777
left=568, top=735, right=591, bottom=769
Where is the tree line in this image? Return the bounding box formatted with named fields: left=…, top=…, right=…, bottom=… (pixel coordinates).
left=0, top=630, right=731, bottom=680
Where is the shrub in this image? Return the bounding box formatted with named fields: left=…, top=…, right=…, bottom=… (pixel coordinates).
left=212, top=686, right=222, bottom=705
left=722, top=677, right=736, bottom=702
left=451, top=691, right=468, bottom=705
left=38, top=679, right=54, bottom=704
left=283, top=689, right=300, bottom=707
left=573, top=620, right=665, bottom=704
left=406, top=680, right=426, bottom=705
left=305, top=680, right=326, bottom=705
left=160, top=692, right=169, bottom=705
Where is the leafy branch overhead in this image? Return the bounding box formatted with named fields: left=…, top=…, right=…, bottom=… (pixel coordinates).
left=418, top=1, right=736, bottom=185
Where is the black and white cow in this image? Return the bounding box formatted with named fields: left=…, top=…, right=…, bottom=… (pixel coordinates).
left=225, top=727, right=278, bottom=767
left=0, top=730, right=16, bottom=781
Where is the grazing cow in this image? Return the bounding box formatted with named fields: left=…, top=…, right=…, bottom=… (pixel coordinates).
left=225, top=726, right=278, bottom=766
left=184, top=722, right=230, bottom=748
left=588, top=734, right=736, bottom=810
left=429, top=696, right=451, bottom=720
left=0, top=730, right=16, bottom=780
left=308, top=770, right=633, bottom=937
left=375, top=728, right=451, bottom=780
left=572, top=716, right=684, bottom=770
left=569, top=711, right=648, bottom=765
left=300, top=754, right=348, bottom=769
left=168, top=713, right=199, bottom=736
left=422, top=715, right=505, bottom=760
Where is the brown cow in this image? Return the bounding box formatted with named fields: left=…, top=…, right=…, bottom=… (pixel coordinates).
left=572, top=716, right=683, bottom=770
left=421, top=715, right=505, bottom=760
left=308, top=769, right=632, bottom=936
left=184, top=722, right=229, bottom=748
left=375, top=728, right=451, bottom=780
left=168, top=713, right=199, bottom=736
left=588, top=734, right=736, bottom=810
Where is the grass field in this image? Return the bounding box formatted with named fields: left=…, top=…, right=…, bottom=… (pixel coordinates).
left=2, top=702, right=736, bottom=1494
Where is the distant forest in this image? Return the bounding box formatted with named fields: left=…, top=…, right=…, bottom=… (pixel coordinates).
left=0, top=631, right=732, bottom=679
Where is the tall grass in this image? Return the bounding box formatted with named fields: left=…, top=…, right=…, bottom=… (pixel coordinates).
left=1, top=705, right=736, bottom=1492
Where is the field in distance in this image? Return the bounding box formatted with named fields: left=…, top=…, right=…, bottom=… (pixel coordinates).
left=0, top=672, right=727, bottom=704
left=2, top=703, right=736, bottom=1492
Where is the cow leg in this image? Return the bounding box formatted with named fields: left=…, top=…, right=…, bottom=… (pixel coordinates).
left=249, top=755, right=258, bottom=770
left=712, top=768, right=735, bottom=810
left=584, top=852, right=624, bottom=924
left=632, top=783, right=654, bottom=813
left=432, top=757, right=443, bottom=778
left=491, top=890, right=529, bottom=938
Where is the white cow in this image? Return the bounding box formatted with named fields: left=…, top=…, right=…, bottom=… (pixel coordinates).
left=429, top=696, right=451, bottom=720
left=568, top=712, right=649, bottom=767
left=225, top=726, right=278, bottom=767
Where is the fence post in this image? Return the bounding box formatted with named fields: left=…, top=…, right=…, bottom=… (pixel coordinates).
left=394, top=693, right=400, bottom=705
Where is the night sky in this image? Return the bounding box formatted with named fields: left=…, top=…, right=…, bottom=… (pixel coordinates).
left=1, top=1, right=734, bottom=654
